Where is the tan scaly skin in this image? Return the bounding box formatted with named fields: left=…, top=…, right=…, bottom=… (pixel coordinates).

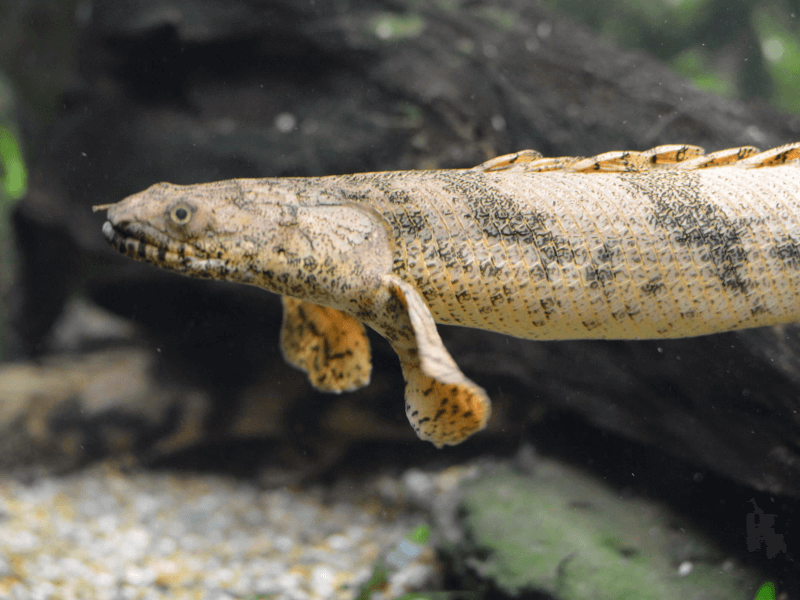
left=94, top=142, right=800, bottom=447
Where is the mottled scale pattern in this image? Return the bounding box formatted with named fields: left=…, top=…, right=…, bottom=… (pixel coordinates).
left=343, top=155, right=800, bottom=340
left=96, top=142, right=800, bottom=446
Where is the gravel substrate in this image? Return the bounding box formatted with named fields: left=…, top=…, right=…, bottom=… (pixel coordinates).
left=0, top=463, right=453, bottom=600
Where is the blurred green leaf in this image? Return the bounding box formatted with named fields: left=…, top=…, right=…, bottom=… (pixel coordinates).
left=355, top=564, right=389, bottom=600
left=753, top=5, right=800, bottom=113
left=671, top=49, right=734, bottom=97
left=541, top=0, right=800, bottom=113
left=0, top=124, right=27, bottom=201
left=754, top=581, right=776, bottom=600
left=407, top=523, right=431, bottom=545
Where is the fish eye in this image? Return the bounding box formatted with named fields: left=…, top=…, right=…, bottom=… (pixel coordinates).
left=169, top=204, right=193, bottom=225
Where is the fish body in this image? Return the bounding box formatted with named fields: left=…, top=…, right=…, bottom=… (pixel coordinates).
left=97, top=142, right=800, bottom=446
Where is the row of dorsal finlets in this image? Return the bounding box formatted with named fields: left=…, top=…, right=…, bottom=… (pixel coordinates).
left=474, top=141, right=800, bottom=174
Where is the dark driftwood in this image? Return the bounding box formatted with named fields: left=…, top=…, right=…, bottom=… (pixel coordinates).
left=12, top=0, right=800, bottom=494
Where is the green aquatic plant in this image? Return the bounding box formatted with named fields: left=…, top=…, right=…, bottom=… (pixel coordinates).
left=0, top=124, right=27, bottom=200
left=541, top=0, right=800, bottom=112
left=0, top=121, right=27, bottom=359
left=754, top=581, right=776, bottom=600
left=407, top=523, right=431, bottom=545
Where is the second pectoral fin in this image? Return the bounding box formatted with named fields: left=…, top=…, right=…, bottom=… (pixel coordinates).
left=280, top=297, right=372, bottom=393
left=380, top=275, right=491, bottom=448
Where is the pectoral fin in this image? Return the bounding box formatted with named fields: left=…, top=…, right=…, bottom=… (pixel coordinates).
left=380, top=275, right=490, bottom=447
left=280, top=297, right=371, bottom=393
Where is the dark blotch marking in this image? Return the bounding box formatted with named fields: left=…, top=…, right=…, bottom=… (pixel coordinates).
left=773, top=239, right=800, bottom=270
left=303, top=256, right=318, bottom=271
left=584, top=264, right=614, bottom=288
left=436, top=173, right=575, bottom=277
left=641, top=276, right=666, bottom=295
left=440, top=175, right=543, bottom=240
left=387, top=188, right=412, bottom=204
left=625, top=171, right=750, bottom=293
left=377, top=171, right=573, bottom=301
left=393, top=207, right=427, bottom=235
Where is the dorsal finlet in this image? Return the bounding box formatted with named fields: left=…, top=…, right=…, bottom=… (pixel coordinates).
left=673, top=146, right=759, bottom=170
left=475, top=142, right=800, bottom=174
left=738, top=142, right=800, bottom=168
left=641, top=144, right=705, bottom=164
left=473, top=149, right=543, bottom=172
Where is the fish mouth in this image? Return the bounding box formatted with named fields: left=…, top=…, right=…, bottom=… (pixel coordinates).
left=102, top=220, right=204, bottom=268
